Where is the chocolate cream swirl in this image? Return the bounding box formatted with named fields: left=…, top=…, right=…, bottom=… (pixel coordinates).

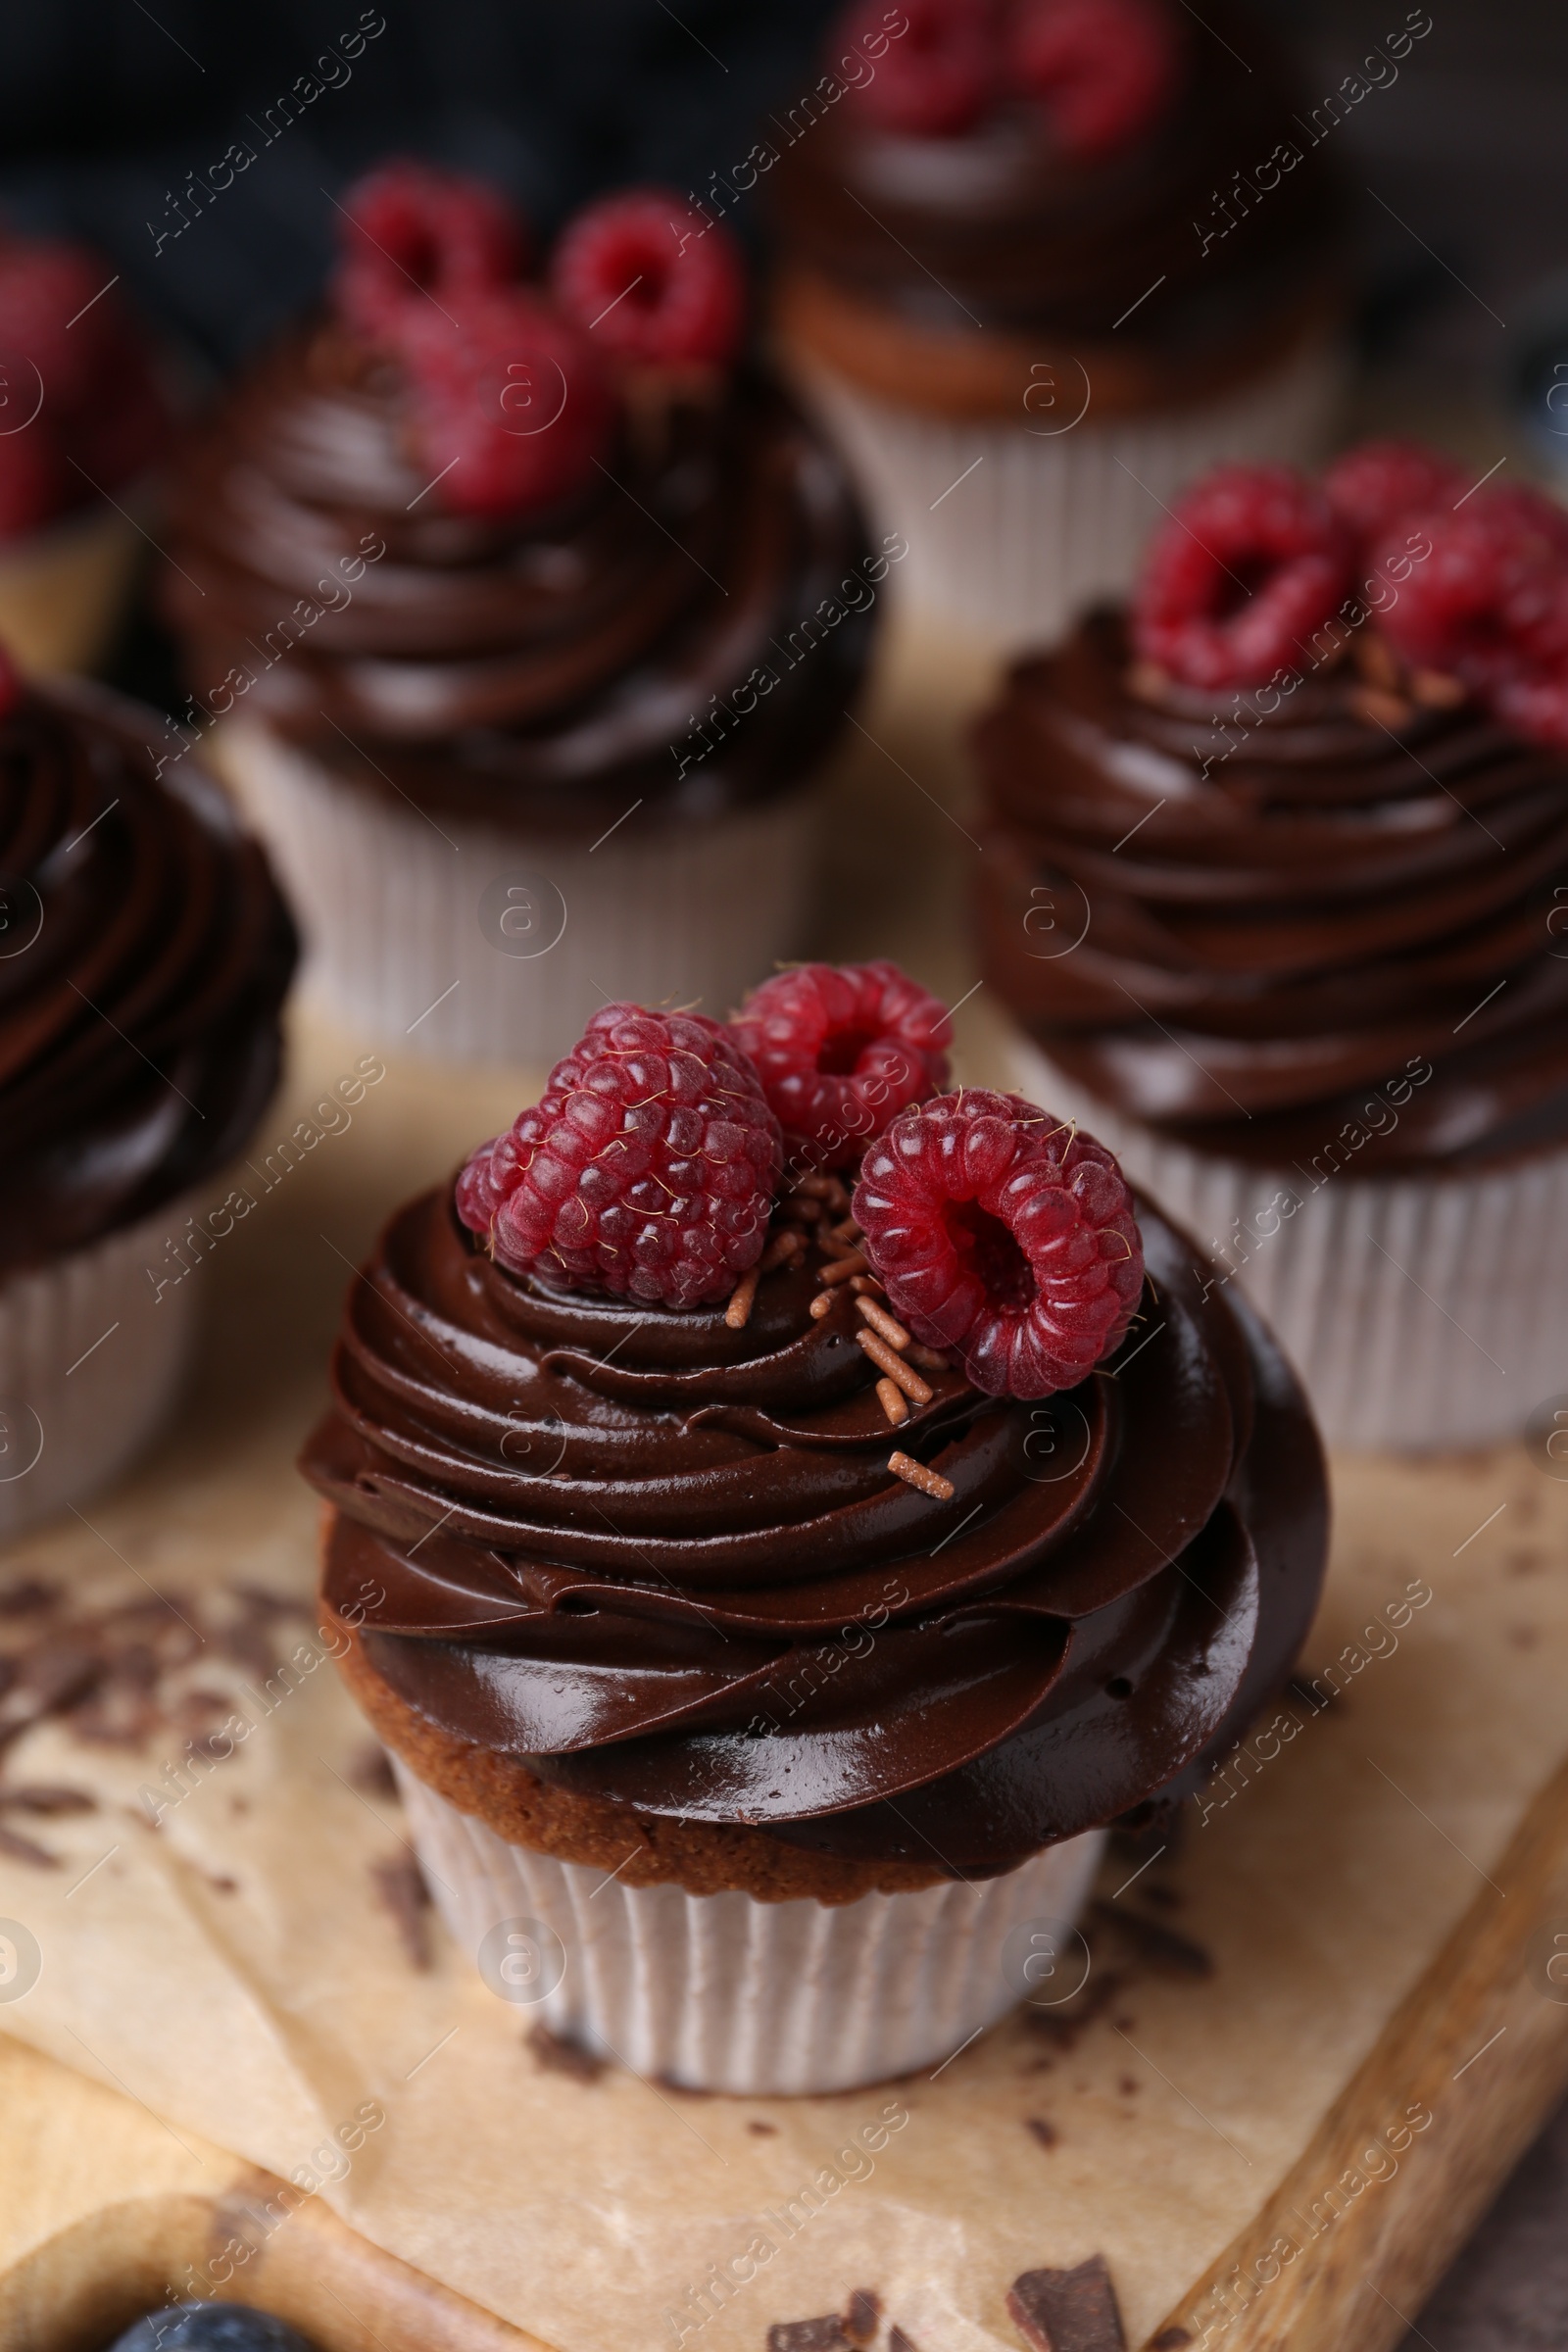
left=162, top=326, right=874, bottom=834
left=769, top=0, right=1344, bottom=351
left=0, top=681, right=297, bottom=1276
left=976, top=610, right=1568, bottom=1170
left=303, top=1182, right=1326, bottom=1875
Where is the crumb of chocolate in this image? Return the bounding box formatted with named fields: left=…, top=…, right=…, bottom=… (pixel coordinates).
left=843, top=2288, right=881, bottom=2344
left=0, top=1784, right=95, bottom=1814
left=207, top=1874, right=238, bottom=1893
left=1134, top=1882, right=1181, bottom=1911
left=369, top=1852, right=432, bottom=1970
left=1090, top=1902, right=1214, bottom=1980
left=1022, top=1967, right=1130, bottom=2051
left=0, top=1578, right=60, bottom=1617
left=1111, top=2018, right=1135, bottom=2035
left=747, top=2119, right=779, bottom=2135
left=1508, top=1626, right=1540, bottom=1649
left=350, top=1741, right=399, bottom=1797
left=526, top=2023, right=606, bottom=2083
left=1006, top=2255, right=1126, bottom=2351
left=1117, top=2077, right=1139, bottom=2096
left=767, top=2321, right=851, bottom=2351
left=1025, top=2117, right=1059, bottom=2149
left=0, top=1821, right=60, bottom=1868
left=888, top=2329, right=923, bottom=2352
left=1151, top=2330, right=1192, bottom=2348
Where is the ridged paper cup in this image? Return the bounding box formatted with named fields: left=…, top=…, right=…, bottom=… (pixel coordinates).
left=0, top=503, right=144, bottom=677
left=784, top=333, right=1344, bottom=652
left=0, top=1200, right=202, bottom=1541
left=1006, top=1031, right=1567, bottom=1454
left=393, top=1758, right=1107, bottom=2095
left=215, top=720, right=823, bottom=1069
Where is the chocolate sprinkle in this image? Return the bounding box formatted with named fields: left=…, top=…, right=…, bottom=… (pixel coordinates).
left=843, top=2289, right=881, bottom=2345
left=1006, top=2256, right=1126, bottom=2352
left=526, top=2023, right=606, bottom=2083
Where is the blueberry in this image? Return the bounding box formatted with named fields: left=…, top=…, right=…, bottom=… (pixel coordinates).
left=107, top=2305, right=319, bottom=2352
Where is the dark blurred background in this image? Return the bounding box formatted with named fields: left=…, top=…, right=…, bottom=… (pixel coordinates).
left=1, top=5, right=1563, bottom=2345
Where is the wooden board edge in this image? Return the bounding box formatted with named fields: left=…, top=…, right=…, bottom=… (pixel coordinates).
left=1, top=2177, right=559, bottom=2352
left=1143, top=1748, right=1568, bottom=2352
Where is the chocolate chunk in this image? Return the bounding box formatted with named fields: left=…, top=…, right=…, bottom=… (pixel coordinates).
left=766, top=2324, right=851, bottom=2352
left=0, top=1783, right=95, bottom=1813
left=843, top=2288, right=881, bottom=2344
left=1089, top=1903, right=1214, bottom=1980
left=0, top=1821, right=60, bottom=1867
left=1151, top=2330, right=1192, bottom=2348
left=1026, top=2117, right=1058, bottom=2149
left=1006, top=2256, right=1126, bottom=2352
left=526, top=2023, right=606, bottom=2083
left=369, top=1852, right=432, bottom=1969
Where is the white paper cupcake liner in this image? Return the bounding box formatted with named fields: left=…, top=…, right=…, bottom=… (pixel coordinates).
left=784, top=335, right=1345, bottom=651
left=216, top=721, right=822, bottom=1069
left=393, top=1758, right=1106, bottom=2095
left=1005, top=1032, right=1568, bottom=1453
left=0, top=1200, right=202, bottom=1540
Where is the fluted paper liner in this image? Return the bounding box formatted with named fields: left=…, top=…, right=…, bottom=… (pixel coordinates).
left=393, top=1757, right=1105, bottom=2096
left=1006, top=1032, right=1568, bottom=1452
left=0, top=1200, right=200, bottom=1540
left=784, top=335, right=1344, bottom=650
left=216, top=721, right=822, bottom=1068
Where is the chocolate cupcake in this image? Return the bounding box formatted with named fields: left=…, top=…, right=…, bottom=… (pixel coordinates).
left=162, top=167, right=879, bottom=1068
left=0, top=224, right=171, bottom=675
left=766, top=0, right=1355, bottom=647
left=0, top=663, right=295, bottom=1535
left=303, top=963, right=1326, bottom=2092
left=976, top=444, right=1568, bottom=1447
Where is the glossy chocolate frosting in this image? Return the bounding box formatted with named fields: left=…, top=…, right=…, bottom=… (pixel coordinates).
left=0, top=682, right=296, bottom=1277
left=162, top=325, right=874, bottom=833
left=976, top=609, right=1568, bottom=1170
left=769, top=2, right=1343, bottom=349
left=302, top=1181, right=1326, bottom=1875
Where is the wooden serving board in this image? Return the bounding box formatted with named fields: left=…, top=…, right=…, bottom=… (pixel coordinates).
left=4, top=612, right=1568, bottom=2352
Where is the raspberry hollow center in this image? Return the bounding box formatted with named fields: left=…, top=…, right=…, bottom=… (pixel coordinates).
left=817, top=1025, right=881, bottom=1076
left=948, top=1200, right=1036, bottom=1315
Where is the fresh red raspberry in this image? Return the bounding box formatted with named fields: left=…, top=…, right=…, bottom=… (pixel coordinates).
left=1011, top=0, right=1180, bottom=160
left=729, top=959, right=952, bottom=1174
left=1132, top=463, right=1353, bottom=690
left=398, top=292, right=613, bottom=518
left=1491, top=665, right=1568, bottom=748
left=1370, top=494, right=1568, bottom=691
left=854, top=1090, right=1144, bottom=1399
left=0, top=241, right=123, bottom=416
left=838, top=0, right=997, bottom=137
left=456, top=1005, right=782, bottom=1310
left=1322, top=439, right=1467, bottom=551
left=0, top=645, right=24, bottom=716
left=551, top=190, right=745, bottom=369
left=333, top=160, right=528, bottom=340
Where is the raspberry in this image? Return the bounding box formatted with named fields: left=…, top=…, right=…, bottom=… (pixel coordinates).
left=455, top=1005, right=782, bottom=1310
left=1322, top=439, right=1467, bottom=550
left=1491, top=665, right=1568, bottom=748
left=854, top=1090, right=1144, bottom=1399
left=1370, top=494, right=1568, bottom=691
left=333, top=161, right=528, bottom=340
left=838, top=0, right=997, bottom=137
left=729, top=959, right=952, bottom=1173
left=551, top=190, right=745, bottom=369
left=1132, top=463, right=1353, bottom=689
left=1011, top=0, right=1180, bottom=161
left=0, top=241, right=123, bottom=416
left=398, top=292, right=613, bottom=518
left=0, top=646, right=23, bottom=716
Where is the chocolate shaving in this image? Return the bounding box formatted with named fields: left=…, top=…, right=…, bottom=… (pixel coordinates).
left=843, top=2289, right=881, bottom=2345
left=0, top=1785, right=95, bottom=1814
left=369, top=1852, right=432, bottom=1970
left=1006, top=2256, right=1126, bottom=2352
left=0, top=1821, right=60, bottom=1868
left=766, top=2323, right=851, bottom=2352
left=526, top=2023, right=606, bottom=2083
left=1089, top=1902, right=1213, bottom=1980
left=1023, top=1968, right=1129, bottom=2052
left=1025, top=2117, right=1059, bottom=2149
